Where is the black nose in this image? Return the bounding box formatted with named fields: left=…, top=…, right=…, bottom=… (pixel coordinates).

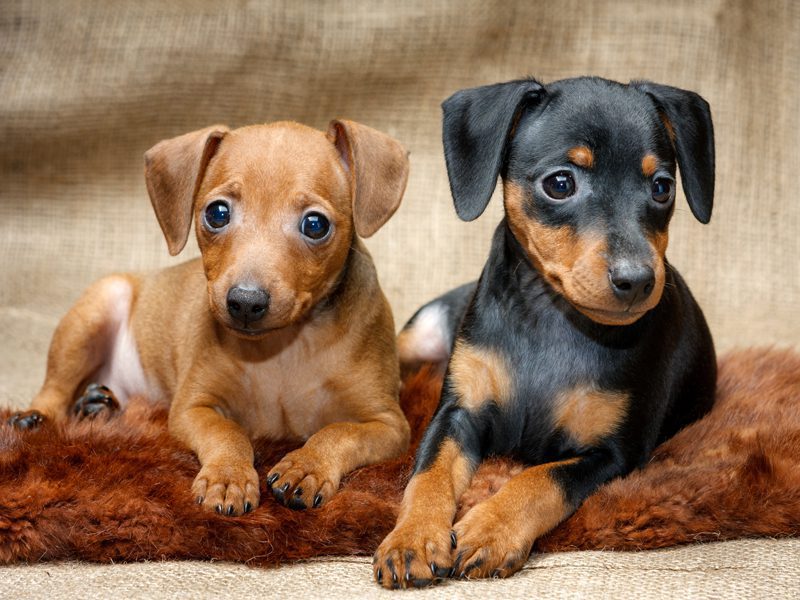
left=226, top=287, right=270, bottom=325
left=608, top=263, right=655, bottom=304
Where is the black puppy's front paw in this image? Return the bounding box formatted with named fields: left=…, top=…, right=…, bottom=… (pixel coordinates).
left=7, top=409, right=45, bottom=430
left=72, top=383, right=120, bottom=419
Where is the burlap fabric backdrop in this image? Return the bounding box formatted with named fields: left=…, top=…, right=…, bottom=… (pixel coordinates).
left=1, top=0, right=798, bottom=597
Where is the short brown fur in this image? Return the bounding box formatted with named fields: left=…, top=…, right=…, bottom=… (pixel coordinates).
left=568, top=146, right=594, bottom=169
left=642, top=153, right=658, bottom=177
left=450, top=340, right=513, bottom=410
left=17, top=120, right=411, bottom=516
left=554, top=386, right=629, bottom=447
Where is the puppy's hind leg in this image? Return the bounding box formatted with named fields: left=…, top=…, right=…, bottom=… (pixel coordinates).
left=8, top=275, right=136, bottom=429
left=398, top=281, right=476, bottom=375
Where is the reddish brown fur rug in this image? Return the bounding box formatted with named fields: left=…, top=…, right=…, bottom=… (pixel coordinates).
left=1, top=348, right=799, bottom=565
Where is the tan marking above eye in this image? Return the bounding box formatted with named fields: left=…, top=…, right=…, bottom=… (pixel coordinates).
left=450, top=340, right=513, bottom=411
left=642, top=154, right=658, bottom=177
left=554, top=386, right=629, bottom=447
left=567, top=146, right=594, bottom=169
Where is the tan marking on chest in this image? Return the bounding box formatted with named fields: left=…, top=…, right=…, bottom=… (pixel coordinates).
left=450, top=340, right=513, bottom=411
left=554, top=386, right=629, bottom=447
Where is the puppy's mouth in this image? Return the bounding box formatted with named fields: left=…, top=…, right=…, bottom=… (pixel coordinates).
left=571, top=303, right=649, bottom=326
left=228, top=324, right=272, bottom=337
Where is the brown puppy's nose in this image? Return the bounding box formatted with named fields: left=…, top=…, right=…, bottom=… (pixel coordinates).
left=608, top=263, right=655, bottom=304
left=226, top=287, right=270, bottom=325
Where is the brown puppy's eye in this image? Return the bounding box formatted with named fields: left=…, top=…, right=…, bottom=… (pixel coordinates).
left=652, top=178, right=673, bottom=203
left=204, top=200, right=231, bottom=230
left=300, top=212, right=331, bottom=241
left=542, top=172, right=576, bottom=200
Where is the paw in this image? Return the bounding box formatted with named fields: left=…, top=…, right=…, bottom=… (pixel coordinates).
left=72, top=383, right=120, bottom=419
left=450, top=502, right=531, bottom=580
left=372, top=521, right=455, bottom=589
left=267, top=447, right=339, bottom=510
left=6, top=409, right=46, bottom=430
left=192, top=462, right=260, bottom=516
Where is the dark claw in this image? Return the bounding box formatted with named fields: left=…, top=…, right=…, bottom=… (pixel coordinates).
left=450, top=531, right=458, bottom=549
left=293, top=487, right=303, bottom=497
left=214, top=504, right=223, bottom=514
left=243, top=501, right=252, bottom=513
left=272, top=482, right=290, bottom=503
left=226, top=505, right=235, bottom=516
left=376, top=568, right=383, bottom=584
left=266, top=473, right=280, bottom=486
left=287, top=496, right=307, bottom=510
left=431, top=563, right=450, bottom=579
left=7, top=410, right=44, bottom=430
left=491, top=569, right=502, bottom=578
left=313, top=493, right=323, bottom=508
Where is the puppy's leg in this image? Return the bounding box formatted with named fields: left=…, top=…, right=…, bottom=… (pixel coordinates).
left=169, top=385, right=260, bottom=516
left=373, top=403, right=480, bottom=589
left=266, top=402, right=409, bottom=510
left=8, top=276, right=133, bottom=429
left=450, top=451, right=624, bottom=579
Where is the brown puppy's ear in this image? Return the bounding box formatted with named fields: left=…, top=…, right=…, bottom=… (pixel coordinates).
left=144, top=125, right=229, bottom=255
left=327, top=119, right=409, bottom=238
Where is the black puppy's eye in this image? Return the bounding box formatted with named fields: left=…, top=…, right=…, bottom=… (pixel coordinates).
left=300, top=212, right=331, bottom=240
left=204, top=200, right=231, bottom=230
left=542, top=172, right=576, bottom=200
left=651, top=178, right=673, bottom=204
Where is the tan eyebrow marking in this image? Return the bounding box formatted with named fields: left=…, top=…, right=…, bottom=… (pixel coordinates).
left=642, top=153, right=658, bottom=177
left=567, top=146, right=594, bottom=169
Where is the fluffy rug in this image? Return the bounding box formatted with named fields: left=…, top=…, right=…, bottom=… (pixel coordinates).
left=1, top=348, right=798, bottom=565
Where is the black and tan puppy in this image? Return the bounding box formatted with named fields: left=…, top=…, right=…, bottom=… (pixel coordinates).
left=9, top=120, right=411, bottom=517
left=374, top=77, right=716, bottom=587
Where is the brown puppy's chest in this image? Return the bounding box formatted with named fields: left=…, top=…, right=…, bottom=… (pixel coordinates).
left=232, top=327, right=358, bottom=441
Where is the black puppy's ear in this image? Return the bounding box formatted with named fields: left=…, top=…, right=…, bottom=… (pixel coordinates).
left=442, top=79, right=544, bottom=221
left=632, top=81, right=715, bottom=224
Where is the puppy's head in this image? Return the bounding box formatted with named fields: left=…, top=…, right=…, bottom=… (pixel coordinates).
left=442, top=77, right=715, bottom=325
left=144, top=120, right=408, bottom=338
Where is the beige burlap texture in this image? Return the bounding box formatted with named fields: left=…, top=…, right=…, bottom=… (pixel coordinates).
left=1, top=0, right=798, bottom=597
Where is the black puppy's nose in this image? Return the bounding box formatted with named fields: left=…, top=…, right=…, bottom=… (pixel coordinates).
left=608, top=263, right=655, bottom=304
left=226, top=287, right=270, bottom=325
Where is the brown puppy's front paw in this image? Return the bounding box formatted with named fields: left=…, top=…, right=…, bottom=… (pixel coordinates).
left=72, top=383, right=120, bottom=420
left=7, top=409, right=46, bottom=430
left=372, top=522, right=455, bottom=589
left=192, top=463, right=260, bottom=516
left=267, top=447, right=339, bottom=510
left=450, top=502, right=531, bottom=580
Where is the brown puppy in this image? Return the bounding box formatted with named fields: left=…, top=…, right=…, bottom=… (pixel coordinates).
left=9, top=120, right=411, bottom=516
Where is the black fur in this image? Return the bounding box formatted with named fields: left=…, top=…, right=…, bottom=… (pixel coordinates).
left=412, top=76, right=716, bottom=515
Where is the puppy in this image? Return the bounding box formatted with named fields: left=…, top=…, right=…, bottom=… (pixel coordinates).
left=9, top=120, right=411, bottom=516
left=374, top=77, right=716, bottom=587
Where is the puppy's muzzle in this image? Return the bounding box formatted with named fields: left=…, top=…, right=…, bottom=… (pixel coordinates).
left=608, top=262, right=655, bottom=305
left=226, top=286, right=270, bottom=326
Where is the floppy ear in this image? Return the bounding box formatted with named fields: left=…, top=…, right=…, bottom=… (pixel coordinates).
left=144, top=125, right=229, bottom=255
left=632, top=81, right=715, bottom=224
left=441, top=79, right=544, bottom=221
left=326, top=119, right=410, bottom=238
